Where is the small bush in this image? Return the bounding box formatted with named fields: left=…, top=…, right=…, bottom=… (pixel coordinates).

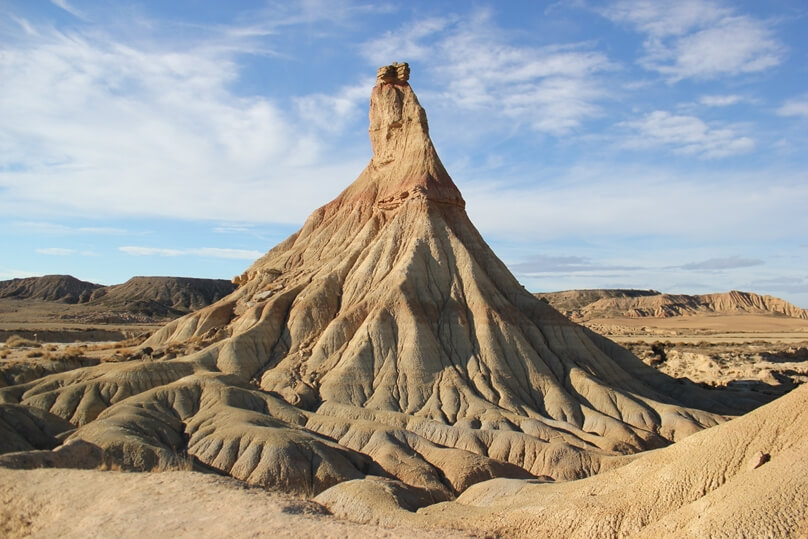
left=650, top=342, right=668, bottom=365
left=5, top=335, right=37, bottom=348
left=25, top=349, right=50, bottom=360
left=59, top=345, right=86, bottom=360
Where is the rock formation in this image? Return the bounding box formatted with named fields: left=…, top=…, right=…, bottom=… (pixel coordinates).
left=0, top=275, right=102, bottom=304
left=0, top=275, right=237, bottom=330
left=0, top=64, right=771, bottom=504
left=413, top=382, right=808, bottom=537
left=536, top=289, right=808, bottom=321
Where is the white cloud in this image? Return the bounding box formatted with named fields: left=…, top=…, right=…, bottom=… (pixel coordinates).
left=620, top=110, right=755, bottom=158
left=294, top=81, right=373, bottom=132
left=462, top=165, right=808, bottom=244
left=35, top=247, right=76, bottom=256
left=778, top=95, right=808, bottom=118
left=50, top=0, right=87, bottom=20
left=213, top=223, right=256, bottom=234
left=362, top=17, right=452, bottom=65
left=0, top=269, right=42, bottom=280
left=699, top=94, right=745, bottom=107
left=601, top=0, right=783, bottom=81
left=603, top=0, right=730, bottom=37
left=0, top=19, right=361, bottom=224
left=679, top=256, right=764, bottom=270
left=10, top=16, right=39, bottom=37
left=511, top=254, right=639, bottom=274
left=119, top=246, right=263, bottom=259
left=12, top=221, right=127, bottom=235
left=362, top=9, right=614, bottom=135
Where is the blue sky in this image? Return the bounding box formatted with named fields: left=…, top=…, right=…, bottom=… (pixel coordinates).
left=1, top=1, right=807, bottom=307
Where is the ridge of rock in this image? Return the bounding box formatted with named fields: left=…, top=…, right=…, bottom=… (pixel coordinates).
left=0, top=275, right=102, bottom=304
left=536, top=289, right=808, bottom=321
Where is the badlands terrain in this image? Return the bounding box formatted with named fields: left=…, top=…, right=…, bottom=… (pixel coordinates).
left=536, top=289, right=808, bottom=400
left=1, top=64, right=806, bottom=537
left=0, top=274, right=235, bottom=342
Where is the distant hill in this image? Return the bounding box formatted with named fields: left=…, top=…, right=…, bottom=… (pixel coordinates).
left=88, top=276, right=237, bottom=318
left=0, top=275, right=236, bottom=322
left=0, top=275, right=102, bottom=304
left=534, top=289, right=808, bottom=321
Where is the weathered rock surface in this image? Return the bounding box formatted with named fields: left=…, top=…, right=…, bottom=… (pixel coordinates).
left=88, top=276, right=237, bottom=317
left=417, top=382, right=808, bottom=537
left=0, top=64, right=775, bottom=504
left=0, top=403, right=74, bottom=454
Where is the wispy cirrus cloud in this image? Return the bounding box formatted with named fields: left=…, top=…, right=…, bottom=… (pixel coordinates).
left=699, top=94, right=751, bottom=107
left=119, top=246, right=263, bottom=260
left=50, top=0, right=87, bottom=20
left=362, top=9, right=614, bottom=135
left=0, top=269, right=42, bottom=280
left=0, top=14, right=361, bottom=225
left=600, top=0, right=783, bottom=81
left=620, top=110, right=754, bottom=158
left=750, top=276, right=808, bottom=295
left=35, top=247, right=97, bottom=256
left=678, top=256, right=764, bottom=270
left=294, top=81, right=373, bottom=133
left=511, top=254, right=639, bottom=274
left=36, top=247, right=75, bottom=256
left=12, top=221, right=127, bottom=235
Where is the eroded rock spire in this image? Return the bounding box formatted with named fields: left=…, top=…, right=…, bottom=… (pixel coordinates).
left=375, top=61, right=410, bottom=85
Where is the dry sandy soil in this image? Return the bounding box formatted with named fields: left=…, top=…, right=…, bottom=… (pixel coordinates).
left=584, top=314, right=808, bottom=397
left=0, top=468, right=468, bottom=538
left=2, top=383, right=806, bottom=538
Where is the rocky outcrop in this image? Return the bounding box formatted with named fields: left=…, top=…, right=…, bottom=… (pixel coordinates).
left=376, top=61, right=410, bottom=84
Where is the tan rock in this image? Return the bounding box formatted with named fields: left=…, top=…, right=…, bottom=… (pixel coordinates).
left=748, top=450, right=770, bottom=470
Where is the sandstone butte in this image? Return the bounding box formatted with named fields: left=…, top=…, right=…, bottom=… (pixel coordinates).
left=1, top=63, right=806, bottom=537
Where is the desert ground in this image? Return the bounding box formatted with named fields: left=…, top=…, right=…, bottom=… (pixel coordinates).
left=0, top=468, right=470, bottom=538
left=588, top=314, right=808, bottom=397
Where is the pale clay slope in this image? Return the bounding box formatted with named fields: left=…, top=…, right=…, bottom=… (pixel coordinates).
left=0, top=467, right=467, bottom=539
left=0, top=64, right=793, bottom=531
left=416, top=382, right=808, bottom=538
left=1, top=383, right=805, bottom=538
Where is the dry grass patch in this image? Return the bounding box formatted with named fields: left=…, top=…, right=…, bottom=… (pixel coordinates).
left=24, top=349, right=50, bottom=360
left=4, top=335, right=37, bottom=348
